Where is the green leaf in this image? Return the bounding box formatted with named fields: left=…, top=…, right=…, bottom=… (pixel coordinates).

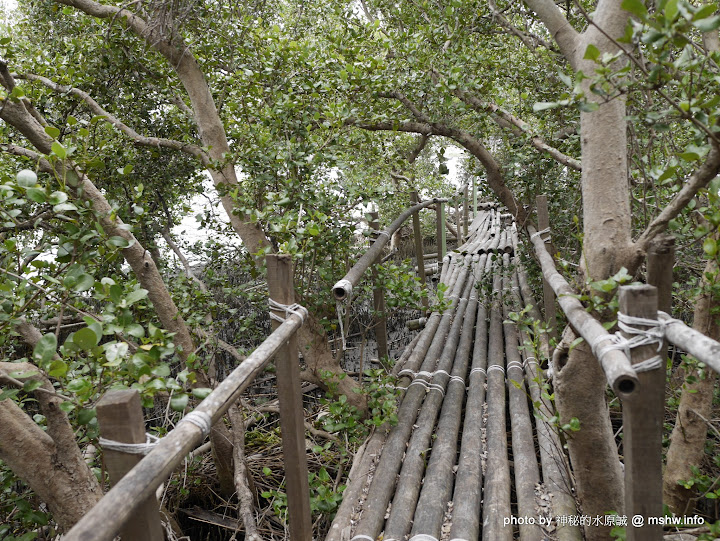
left=694, top=4, right=718, bottom=21
left=33, top=333, right=57, bottom=363
left=106, top=236, right=130, bottom=249
left=74, top=327, right=100, bottom=350
left=125, top=288, right=148, bottom=306
left=583, top=44, right=601, bottom=61
left=621, top=0, right=648, bottom=18
left=664, top=0, right=679, bottom=21
left=48, top=359, right=68, bottom=378
left=73, top=273, right=95, bottom=292
left=533, top=101, right=558, bottom=111
left=127, top=324, right=145, bottom=338
left=191, top=387, right=212, bottom=399
left=16, top=169, right=37, bottom=187
left=51, top=141, right=67, bottom=159
left=44, top=126, right=60, bottom=139
left=170, top=393, right=189, bottom=412
left=23, top=379, right=43, bottom=392
left=25, top=187, right=47, bottom=204
left=578, top=101, right=599, bottom=113
left=48, top=191, right=68, bottom=205
left=693, top=15, right=720, bottom=32
left=151, top=363, right=171, bottom=377
left=704, top=237, right=718, bottom=256
left=77, top=408, right=96, bottom=425
left=53, top=202, right=78, bottom=213
left=104, top=342, right=129, bottom=364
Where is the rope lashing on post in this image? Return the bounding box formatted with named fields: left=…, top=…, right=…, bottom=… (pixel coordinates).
left=98, top=410, right=213, bottom=455
left=336, top=301, right=347, bottom=351
left=592, top=312, right=682, bottom=372
left=268, top=299, right=308, bottom=324
left=99, top=433, right=160, bottom=455
left=530, top=227, right=551, bottom=243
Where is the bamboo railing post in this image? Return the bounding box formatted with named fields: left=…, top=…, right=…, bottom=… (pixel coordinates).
left=96, top=390, right=164, bottom=541
left=619, top=285, right=663, bottom=541
left=536, top=194, right=558, bottom=344
left=266, top=254, right=312, bottom=541
left=369, top=211, right=389, bottom=360
left=410, top=191, right=429, bottom=309
left=463, top=184, right=469, bottom=239
left=436, top=200, right=447, bottom=261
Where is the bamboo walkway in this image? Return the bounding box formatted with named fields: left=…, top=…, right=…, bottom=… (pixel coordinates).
left=328, top=208, right=581, bottom=541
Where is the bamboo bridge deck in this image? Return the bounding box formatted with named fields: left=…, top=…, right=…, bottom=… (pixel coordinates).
left=328, top=208, right=581, bottom=541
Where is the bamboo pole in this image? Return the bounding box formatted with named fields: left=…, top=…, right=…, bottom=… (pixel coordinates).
left=369, top=212, right=389, bottom=360
left=536, top=194, right=558, bottom=343
left=350, top=257, right=474, bottom=540
left=660, top=316, right=720, bottom=374
left=526, top=224, right=639, bottom=397
left=410, top=191, right=429, bottom=310
left=96, top=391, right=164, bottom=541
left=502, top=255, right=542, bottom=541
left=267, top=255, right=312, bottom=541
left=410, top=254, right=486, bottom=539
left=483, top=267, right=512, bottom=541
left=448, top=257, right=490, bottom=541
left=63, top=308, right=306, bottom=541
left=513, top=267, right=581, bottom=541
left=384, top=273, right=476, bottom=540
left=619, top=285, right=663, bottom=541
left=333, top=198, right=444, bottom=301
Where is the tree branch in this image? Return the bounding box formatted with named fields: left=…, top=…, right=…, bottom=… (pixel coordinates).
left=52, top=0, right=271, bottom=257
left=22, top=73, right=207, bottom=162
left=347, top=117, right=527, bottom=224
left=488, top=0, right=555, bottom=52
left=636, top=143, right=720, bottom=251
left=523, top=0, right=580, bottom=65
left=453, top=87, right=582, bottom=171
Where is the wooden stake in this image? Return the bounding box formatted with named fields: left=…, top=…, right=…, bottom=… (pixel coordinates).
left=370, top=211, right=389, bottom=360
left=266, top=255, right=312, bottom=541
left=436, top=201, right=446, bottom=261
left=536, top=194, right=558, bottom=343
left=463, top=185, right=469, bottom=239
left=410, top=191, right=429, bottom=309
left=96, top=390, right=164, bottom=541
left=647, top=234, right=674, bottom=314
left=619, top=285, right=663, bottom=541
left=472, top=177, right=477, bottom=219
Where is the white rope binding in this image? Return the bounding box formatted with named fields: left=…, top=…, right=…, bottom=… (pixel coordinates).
left=336, top=301, right=347, bottom=351
left=530, top=227, right=551, bottom=243
left=592, top=312, right=672, bottom=372
left=268, top=299, right=308, bottom=324
left=179, top=410, right=213, bottom=439
left=99, top=433, right=160, bottom=455
left=99, top=410, right=213, bottom=456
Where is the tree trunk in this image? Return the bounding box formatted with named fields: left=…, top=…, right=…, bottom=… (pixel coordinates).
left=297, top=313, right=367, bottom=413
left=664, top=259, right=719, bottom=514
left=0, top=364, right=102, bottom=532
left=553, top=328, right=624, bottom=540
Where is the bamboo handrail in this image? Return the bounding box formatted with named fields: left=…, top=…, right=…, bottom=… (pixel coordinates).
left=661, top=313, right=720, bottom=374
left=526, top=224, right=639, bottom=397
left=63, top=312, right=306, bottom=541
left=332, top=198, right=447, bottom=301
